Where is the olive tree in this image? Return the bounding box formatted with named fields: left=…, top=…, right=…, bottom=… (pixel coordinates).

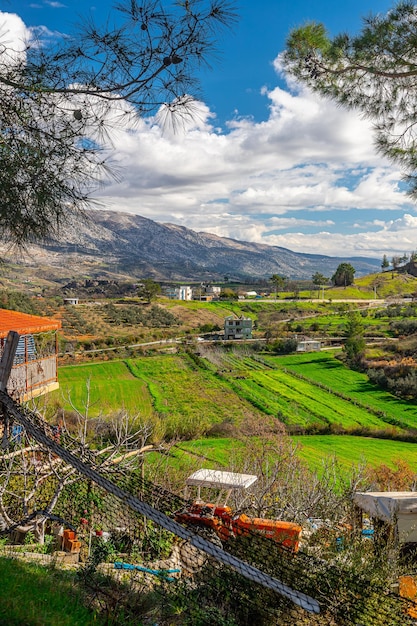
left=137, top=279, right=161, bottom=303
left=343, top=310, right=366, bottom=369
left=312, top=271, right=329, bottom=298
left=270, top=274, right=286, bottom=299
left=0, top=405, right=162, bottom=544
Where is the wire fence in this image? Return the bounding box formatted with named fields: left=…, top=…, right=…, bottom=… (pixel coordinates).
left=0, top=390, right=416, bottom=625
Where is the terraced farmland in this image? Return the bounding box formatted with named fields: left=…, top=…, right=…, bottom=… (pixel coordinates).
left=211, top=350, right=414, bottom=432
left=55, top=349, right=417, bottom=436
left=54, top=354, right=267, bottom=439
left=52, top=347, right=417, bottom=471
left=123, top=355, right=261, bottom=437
left=262, top=352, right=417, bottom=431
left=232, top=369, right=389, bottom=429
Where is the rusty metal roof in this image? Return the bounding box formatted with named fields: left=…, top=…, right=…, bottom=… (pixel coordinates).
left=0, top=309, right=61, bottom=338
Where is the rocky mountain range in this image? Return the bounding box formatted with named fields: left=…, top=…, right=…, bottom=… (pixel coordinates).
left=11, top=209, right=381, bottom=282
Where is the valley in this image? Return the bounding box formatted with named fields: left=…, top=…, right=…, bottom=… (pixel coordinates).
left=29, top=269, right=417, bottom=482
left=3, top=266, right=417, bottom=625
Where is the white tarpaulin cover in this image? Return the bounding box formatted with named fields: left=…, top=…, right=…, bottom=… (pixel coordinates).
left=186, top=469, right=258, bottom=490
left=353, top=492, right=417, bottom=523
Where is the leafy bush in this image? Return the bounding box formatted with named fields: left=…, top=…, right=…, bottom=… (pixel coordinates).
left=103, top=303, right=178, bottom=327
left=104, top=302, right=145, bottom=325
left=367, top=368, right=389, bottom=389
left=368, top=362, right=417, bottom=400
left=147, top=304, right=179, bottom=327
left=269, top=338, right=298, bottom=354
left=390, top=319, right=417, bottom=336
left=199, top=323, right=221, bottom=333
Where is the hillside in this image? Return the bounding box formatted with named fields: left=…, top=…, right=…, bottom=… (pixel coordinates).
left=2, top=209, right=380, bottom=283
left=4, top=294, right=417, bottom=625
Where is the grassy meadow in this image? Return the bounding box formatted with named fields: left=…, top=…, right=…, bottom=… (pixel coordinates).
left=54, top=353, right=266, bottom=438
left=54, top=360, right=154, bottom=418
left=292, top=435, right=417, bottom=474
left=0, top=558, right=103, bottom=625
left=158, top=435, right=417, bottom=478
left=263, top=352, right=417, bottom=430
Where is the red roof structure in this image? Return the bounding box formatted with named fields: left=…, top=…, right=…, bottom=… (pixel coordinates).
left=0, top=310, right=61, bottom=338
left=0, top=309, right=61, bottom=400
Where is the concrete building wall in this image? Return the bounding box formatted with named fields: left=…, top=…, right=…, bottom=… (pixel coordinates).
left=224, top=316, right=253, bottom=340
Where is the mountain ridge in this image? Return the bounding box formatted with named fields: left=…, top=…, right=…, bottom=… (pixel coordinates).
left=13, top=209, right=381, bottom=281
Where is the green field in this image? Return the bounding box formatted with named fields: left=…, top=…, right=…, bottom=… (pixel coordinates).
left=293, top=435, right=417, bottom=473
left=174, top=435, right=417, bottom=475
left=263, top=352, right=417, bottom=430
left=54, top=354, right=265, bottom=438
left=53, top=349, right=417, bottom=469
left=229, top=368, right=387, bottom=429
left=123, top=355, right=260, bottom=437
left=212, top=350, right=415, bottom=431
left=54, top=360, right=154, bottom=418
left=284, top=310, right=392, bottom=337
left=0, top=557, right=103, bottom=625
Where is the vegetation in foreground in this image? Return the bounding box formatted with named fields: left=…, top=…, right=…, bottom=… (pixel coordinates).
left=7, top=281, right=417, bottom=624
left=1, top=424, right=415, bottom=626
left=0, top=558, right=103, bottom=626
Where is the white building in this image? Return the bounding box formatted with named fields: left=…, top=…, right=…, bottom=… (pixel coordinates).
left=166, top=285, right=193, bottom=300
left=178, top=286, right=193, bottom=300
left=224, top=315, right=253, bottom=340
left=296, top=340, right=321, bottom=352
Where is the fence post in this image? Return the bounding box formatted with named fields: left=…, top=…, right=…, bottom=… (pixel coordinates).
left=0, top=331, right=19, bottom=392
left=0, top=331, right=20, bottom=448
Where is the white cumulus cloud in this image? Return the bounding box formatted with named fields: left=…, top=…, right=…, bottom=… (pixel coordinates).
left=6, top=9, right=417, bottom=259
left=97, top=76, right=414, bottom=259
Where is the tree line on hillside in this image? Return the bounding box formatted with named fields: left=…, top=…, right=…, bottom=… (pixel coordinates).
left=270, top=263, right=356, bottom=296
left=381, top=253, right=417, bottom=271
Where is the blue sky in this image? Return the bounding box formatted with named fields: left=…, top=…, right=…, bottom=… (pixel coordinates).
left=9, top=0, right=416, bottom=260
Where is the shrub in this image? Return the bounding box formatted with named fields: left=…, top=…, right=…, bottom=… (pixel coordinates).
left=0, top=290, right=41, bottom=315
left=269, top=338, right=298, bottom=354
left=367, top=362, right=417, bottom=400
left=391, top=319, right=417, bottom=336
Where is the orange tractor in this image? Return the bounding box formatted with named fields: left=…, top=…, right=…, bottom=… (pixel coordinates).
left=174, top=469, right=302, bottom=553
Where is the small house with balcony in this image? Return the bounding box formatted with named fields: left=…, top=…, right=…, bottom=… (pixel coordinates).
left=224, top=315, right=252, bottom=341
left=0, top=309, right=62, bottom=401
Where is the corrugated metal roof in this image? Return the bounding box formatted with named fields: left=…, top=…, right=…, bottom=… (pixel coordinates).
left=0, top=309, right=61, bottom=338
